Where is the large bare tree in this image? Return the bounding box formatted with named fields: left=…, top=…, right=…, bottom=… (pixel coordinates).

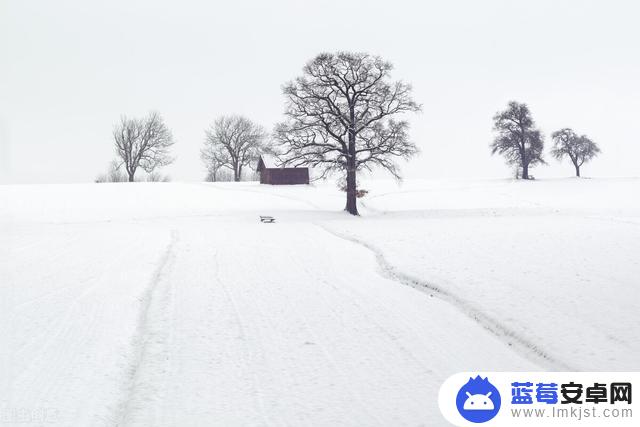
left=491, top=101, right=545, bottom=180
left=201, top=143, right=227, bottom=182
left=273, top=52, right=420, bottom=215
left=201, top=115, right=266, bottom=182
left=113, top=111, right=175, bottom=182
left=551, top=128, right=600, bottom=177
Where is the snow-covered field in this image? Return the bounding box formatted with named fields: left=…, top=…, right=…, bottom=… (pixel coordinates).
left=1, top=178, right=639, bottom=426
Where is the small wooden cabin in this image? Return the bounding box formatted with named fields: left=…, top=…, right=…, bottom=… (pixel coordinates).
left=257, top=155, right=309, bottom=185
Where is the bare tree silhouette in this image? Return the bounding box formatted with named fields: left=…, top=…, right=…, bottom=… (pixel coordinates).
left=274, top=52, right=420, bottom=215
left=551, top=128, right=600, bottom=177
left=113, top=111, right=175, bottom=182
left=491, top=101, right=544, bottom=180
left=201, top=115, right=267, bottom=182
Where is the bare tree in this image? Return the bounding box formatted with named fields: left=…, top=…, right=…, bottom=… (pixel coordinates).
left=273, top=52, right=420, bottom=215
left=491, top=101, right=545, bottom=180
left=107, top=159, right=127, bottom=182
left=204, top=164, right=221, bottom=182
left=551, top=128, right=600, bottom=177
left=95, top=159, right=127, bottom=183
left=146, top=171, right=171, bottom=182
left=201, top=147, right=226, bottom=182
left=201, top=115, right=266, bottom=182
left=113, top=111, right=175, bottom=182
left=204, top=168, right=235, bottom=182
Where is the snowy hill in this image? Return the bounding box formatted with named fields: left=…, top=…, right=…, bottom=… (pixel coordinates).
left=2, top=178, right=639, bottom=426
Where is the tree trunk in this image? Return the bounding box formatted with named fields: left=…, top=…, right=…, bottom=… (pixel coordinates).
left=345, top=166, right=358, bottom=215
left=521, top=162, right=529, bottom=180
left=345, top=105, right=359, bottom=215
left=574, top=163, right=581, bottom=177
left=234, top=166, right=240, bottom=182
left=345, top=130, right=359, bottom=215
left=128, top=172, right=134, bottom=182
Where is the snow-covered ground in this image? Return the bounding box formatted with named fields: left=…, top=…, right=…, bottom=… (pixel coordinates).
left=1, top=178, right=638, bottom=426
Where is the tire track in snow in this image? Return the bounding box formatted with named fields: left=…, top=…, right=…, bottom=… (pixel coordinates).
left=280, top=266, right=388, bottom=426
left=316, top=224, right=573, bottom=371
left=214, top=250, right=274, bottom=426
left=114, top=229, right=178, bottom=427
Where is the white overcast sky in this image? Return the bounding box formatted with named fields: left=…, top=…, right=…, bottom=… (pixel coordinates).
left=1, top=0, right=639, bottom=184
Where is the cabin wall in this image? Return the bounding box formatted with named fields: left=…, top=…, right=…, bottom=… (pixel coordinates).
left=260, top=168, right=309, bottom=185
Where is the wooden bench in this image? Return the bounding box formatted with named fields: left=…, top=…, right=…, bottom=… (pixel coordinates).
left=260, top=216, right=276, bottom=223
